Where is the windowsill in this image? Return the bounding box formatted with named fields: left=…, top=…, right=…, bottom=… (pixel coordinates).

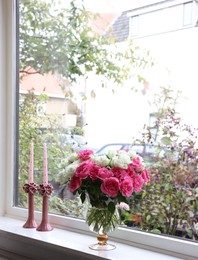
left=0, top=216, right=184, bottom=260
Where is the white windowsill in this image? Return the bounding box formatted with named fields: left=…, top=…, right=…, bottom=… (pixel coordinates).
left=0, top=216, right=187, bottom=260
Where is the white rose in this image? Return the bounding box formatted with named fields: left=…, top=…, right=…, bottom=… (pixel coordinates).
left=111, top=152, right=131, bottom=169
left=65, top=161, right=79, bottom=179
left=127, top=150, right=138, bottom=159
left=106, top=150, right=117, bottom=158
left=92, top=154, right=110, bottom=167
left=67, top=152, right=79, bottom=163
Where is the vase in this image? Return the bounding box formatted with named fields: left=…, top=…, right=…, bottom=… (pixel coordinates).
left=86, top=207, right=119, bottom=251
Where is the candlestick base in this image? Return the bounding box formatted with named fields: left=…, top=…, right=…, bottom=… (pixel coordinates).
left=36, top=221, right=53, bottom=231
left=37, top=184, right=54, bottom=232
left=23, top=183, right=38, bottom=229
left=23, top=218, right=38, bottom=228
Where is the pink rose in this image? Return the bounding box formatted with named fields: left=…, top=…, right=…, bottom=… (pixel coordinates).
left=126, top=164, right=136, bottom=178
left=98, top=168, right=113, bottom=180
left=120, top=176, right=134, bottom=197
left=78, top=150, right=94, bottom=160
left=75, top=160, right=92, bottom=179
left=69, top=176, right=82, bottom=192
left=117, top=202, right=130, bottom=211
left=89, top=163, right=100, bottom=180
left=133, top=174, right=144, bottom=192
left=141, top=169, right=150, bottom=184
left=111, top=167, right=126, bottom=179
left=101, top=177, right=119, bottom=197
left=131, top=157, right=142, bottom=171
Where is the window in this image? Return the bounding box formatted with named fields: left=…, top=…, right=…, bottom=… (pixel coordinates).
left=129, top=1, right=195, bottom=38
left=129, top=15, right=139, bottom=37
left=183, top=1, right=193, bottom=26
left=36, top=101, right=46, bottom=116
left=2, top=0, right=197, bottom=258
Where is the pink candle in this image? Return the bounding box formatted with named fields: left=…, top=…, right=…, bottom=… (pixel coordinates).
left=43, top=143, right=48, bottom=185
left=29, top=143, right=34, bottom=183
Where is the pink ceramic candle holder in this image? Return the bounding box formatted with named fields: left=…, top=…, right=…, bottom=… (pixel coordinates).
left=37, top=183, right=53, bottom=232
left=23, top=183, right=38, bottom=228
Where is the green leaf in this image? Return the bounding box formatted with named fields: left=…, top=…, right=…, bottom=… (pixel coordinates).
left=108, top=201, right=115, bottom=214
left=161, top=136, right=172, bottom=145
left=151, top=229, right=161, bottom=234
left=146, top=215, right=151, bottom=222
left=80, top=191, right=86, bottom=204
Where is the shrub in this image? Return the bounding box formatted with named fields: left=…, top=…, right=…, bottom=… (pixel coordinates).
left=126, top=108, right=198, bottom=240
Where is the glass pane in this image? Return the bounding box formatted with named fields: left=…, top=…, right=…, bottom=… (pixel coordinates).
left=183, top=2, right=193, bottom=26
left=17, top=0, right=198, bottom=242
left=130, top=16, right=139, bottom=37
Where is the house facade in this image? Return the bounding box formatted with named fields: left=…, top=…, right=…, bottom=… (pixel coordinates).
left=20, top=69, right=79, bottom=129
left=107, top=0, right=198, bottom=41
left=97, top=0, right=198, bottom=140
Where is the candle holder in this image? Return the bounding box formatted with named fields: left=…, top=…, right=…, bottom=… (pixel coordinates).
left=23, top=183, right=39, bottom=228
left=37, top=183, right=54, bottom=232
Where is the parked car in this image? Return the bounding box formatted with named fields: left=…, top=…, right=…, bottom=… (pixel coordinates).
left=95, top=143, right=161, bottom=165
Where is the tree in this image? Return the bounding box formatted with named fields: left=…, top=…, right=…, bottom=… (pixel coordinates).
left=19, top=0, right=152, bottom=86
left=18, top=0, right=153, bottom=216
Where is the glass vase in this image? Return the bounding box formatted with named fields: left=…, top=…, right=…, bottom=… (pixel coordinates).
left=86, top=207, right=119, bottom=251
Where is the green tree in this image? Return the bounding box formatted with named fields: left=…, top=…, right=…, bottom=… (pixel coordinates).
left=18, top=0, right=153, bottom=216
left=19, top=0, right=152, bottom=86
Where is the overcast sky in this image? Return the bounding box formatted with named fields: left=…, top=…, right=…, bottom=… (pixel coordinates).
left=84, top=0, right=135, bottom=12
left=83, top=0, right=164, bottom=12
left=58, top=1, right=166, bottom=13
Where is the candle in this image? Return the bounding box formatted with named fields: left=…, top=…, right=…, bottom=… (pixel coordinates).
left=43, top=143, right=48, bottom=185
left=29, top=143, right=34, bottom=183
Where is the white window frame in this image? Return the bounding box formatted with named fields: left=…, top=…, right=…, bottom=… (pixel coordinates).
left=183, top=1, right=193, bottom=26
left=0, top=0, right=197, bottom=259
left=128, top=0, right=197, bottom=39
left=129, top=15, right=139, bottom=37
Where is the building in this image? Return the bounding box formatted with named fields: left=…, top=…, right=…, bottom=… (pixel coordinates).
left=103, top=0, right=198, bottom=127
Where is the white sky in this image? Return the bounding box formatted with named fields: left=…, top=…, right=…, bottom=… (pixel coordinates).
left=59, top=0, right=165, bottom=13
left=83, top=0, right=164, bottom=12
left=83, top=0, right=135, bottom=12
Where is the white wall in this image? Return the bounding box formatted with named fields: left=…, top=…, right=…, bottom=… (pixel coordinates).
left=0, top=0, right=7, bottom=216
left=85, top=87, right=150, bottom=148
left=84, top=26, right=198, bottom=149
left=135, top=27, right=198, bottom=126
left=0, top=0, right=16, bottom=217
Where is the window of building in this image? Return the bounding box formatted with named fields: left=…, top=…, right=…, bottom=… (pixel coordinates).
left=129, top=15, right=139, bottom=37
left=129, top=1, right=195, bottom=38
left=183, top=1, right=193, bottom=26
left=36, top=101, right=46, bottom=116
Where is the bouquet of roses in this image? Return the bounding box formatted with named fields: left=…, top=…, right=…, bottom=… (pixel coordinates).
left=58, top=149, right=150, bottom=214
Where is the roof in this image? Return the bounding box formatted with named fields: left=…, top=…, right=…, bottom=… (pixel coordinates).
left=104, top=1, right=170, bottom=42
left=89, top=12, right=119, bottom=35
left=19, top=13, right=118, bottom=97
left=20, top=68, right=66, bottom=98
left=105, top=10, right=129, bottom=42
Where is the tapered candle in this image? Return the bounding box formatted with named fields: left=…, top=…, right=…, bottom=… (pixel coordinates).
left=43, top=143, right=48, bottom=185
left=29, top=143, right=34, bottom=183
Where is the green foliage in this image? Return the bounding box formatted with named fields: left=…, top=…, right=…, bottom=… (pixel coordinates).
left=86, top=206, right=119, bottom=233
left=71, top=126, right=84, bottom=136
left=49, top=195, right=88, bottom=218
left=18, top=91, right=74, bottom=208
left=19, top=0, right=152, bottom=87
left=127, top=108, right=198, bottom=240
